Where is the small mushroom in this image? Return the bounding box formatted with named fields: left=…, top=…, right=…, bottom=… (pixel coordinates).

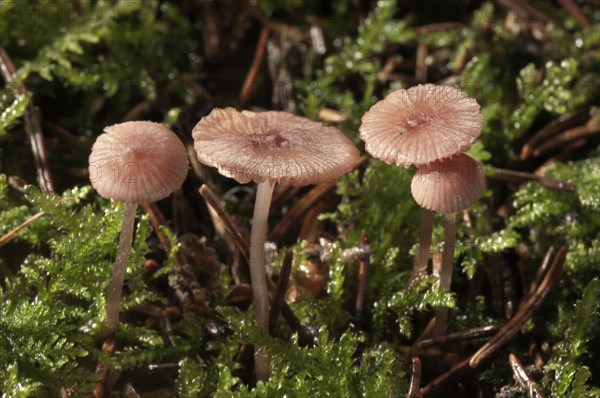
left=359, top=84, right=483, bottom=282
left=411, top=153, right=485, bottom=335
left=193, top=107, right=359, bottom=380
left=89, top=121, right=188, bottom=333
left=359, top=84, right=482, bottom=168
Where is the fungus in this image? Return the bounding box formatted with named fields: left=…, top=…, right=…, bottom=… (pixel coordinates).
left=359, top=84, right=482, bottom=168
left=411, top=153, right=485, bottom=335
left=89, top=121, right=188, bottom=332
left=193, top=107, right=359, bottom=380
left=359, top=84, right=483, bottom=282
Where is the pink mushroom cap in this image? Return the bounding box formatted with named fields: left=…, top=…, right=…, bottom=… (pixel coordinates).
left=411, top=153, right=486, bottom=213
left=360, top=84, right=483, bottom=168
left=89, top=121, right=189, bottom=204
left=192, top=108, right=360, bottom=186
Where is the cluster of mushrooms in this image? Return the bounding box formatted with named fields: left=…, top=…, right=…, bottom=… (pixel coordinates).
left=89, top=83, right=485, bottom=381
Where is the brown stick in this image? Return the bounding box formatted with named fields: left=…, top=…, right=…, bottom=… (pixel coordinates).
left=199, top=184, right=249, bottom=259
left=528, top=247, right=555, bottom=297
left=0, top=46, right=54, bottom=192
left=487, top=168, right=575, bottom=192
left=141, top=203, right=172, bottom=252
left=414, top=23, right=467, bottom=33
left=408, top=357, right=423, bottom=398
left=199, top=185, right=312, bottom=343
left=403, top=318, right=437, bottom=365
left=417, top=326, right=499, bottom=349
left=534, top=138, right=588, bottom=173
left=496, top=0, right=555, bottom=24
left=532, top=120, right=599, bottom=158
left=268, top=182, right=336, bottom=242
left=269, top=250, right=293, bottom=335
left=558, top=0, right=591, bottom=28
left=0, top=211, right=45, bottom=247
left=354, top=231, right=370, bottom=329
left=415, top=42, right=428, bottom=84
left=238, top=26, right=270, bottom=108
left=520, top=111, right=589, bottom=160
left=44, top=121, right=92, bottom=152
left=269, top=186, right=303, bottom=217
left=469, top=247, right=565, bottom=368
left=509, top=353, right=546, bottom=398
left=420, top=246, right=566, bottom=397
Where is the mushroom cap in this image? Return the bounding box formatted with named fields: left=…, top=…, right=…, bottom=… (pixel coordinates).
left=192, top=108, right=360, bottom=186
left=89, top=121, right=189, bottom=204
left=359, top=84, right=483, bottom=167
left=411, top=153, right=485, bottom=213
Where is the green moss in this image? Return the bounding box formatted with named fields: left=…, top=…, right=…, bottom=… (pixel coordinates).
left=1, top=0, right=599, bottom=395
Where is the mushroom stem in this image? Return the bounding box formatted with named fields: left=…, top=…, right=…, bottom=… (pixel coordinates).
left=411, top=208, right=434, bottom=282
left=105, top=202, right=138, bottom=333
left=435, top=212, right=456, bottom=337
left=249, top=181, right=275, bottom=381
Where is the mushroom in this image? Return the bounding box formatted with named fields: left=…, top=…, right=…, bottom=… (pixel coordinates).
left=359, top=84, right=482, bottom=281
left=411, top=153, right=485, bottom=335
left=192, top=108, right=359, bottom=380
left=89, top=121, right=188, bottom=333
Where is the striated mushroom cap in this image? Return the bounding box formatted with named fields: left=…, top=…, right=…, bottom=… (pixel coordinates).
left=192, top=108, right=360, bottom=186
left=411, top=153, right=485, bottom=213
left=89, top=121, right=189, bottom=204
left=360, top=84, right=483, bottom=167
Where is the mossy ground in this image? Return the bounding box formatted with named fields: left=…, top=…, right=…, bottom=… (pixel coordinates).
left=1, top=1, right=599, bottom=397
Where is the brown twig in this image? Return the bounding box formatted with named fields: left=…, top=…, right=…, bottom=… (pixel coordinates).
left=186, top=143, right=210, bottom=183
left=408, top=357, right=423, bottom=398
left=528, top=246, right=555, bottom=297
left=420, top=246, right=566, bottom=397
left=487, top=168, right=575, bottom=192
left=298, top=203, right=326, bottom=242
left=181, top=73, right=213, bottom=102
left=0, top=46, right=54, bottom=192
left=268, top=182, right=336, bottom=242
left=0, top=211, right=45, bottom=247
left=199, top=184, right=249, bottom=259
left=269, top=250, right=293, bottom=335
left=469, top=246, right=565, bottom=367
left=269, top=186, right=303, bottom=217
left=520, top=111, right=589, bottom=160
left=44, top=121, right=92, bottom=152
left=534, top=138, right=588, bottom=173
left=265, top=274, right=314, bottom=345
left=404, top=318, right=437, bottom=365
left=260, top=18, right=309, bottom=45
left=417, top=326, right=499, bottom=350
left=141, top=203, right=173, bottom=252
left=95, top=336, right=117, bottom=398
left=414, top=23, right=467, bottom=34
left=238, top=26, right=270, bottom=108
left=354, top=230, right=370, bottom=329
left=532, top=119, right=599, bottom=158
left=509, top=353, right=546, bottom=398
left=415, top=43, right=428, bottom=84
left=558, top=0, right=591, bottom=28
left=121, top=101, right=153, bottom=122
left=496, top=0, right=555, bottom=24
left=199, top=185, right=312, bottom=343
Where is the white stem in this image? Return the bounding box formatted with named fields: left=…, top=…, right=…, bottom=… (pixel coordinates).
left=105, top=202, right=138, bottom=333
left=411, top=208, right=434, bottom=282
left=435, top=212, right=456, bottom=337
left=249, top=181, right=275, bottom=381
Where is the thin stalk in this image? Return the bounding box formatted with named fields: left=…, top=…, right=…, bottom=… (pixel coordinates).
left=105, top=202, right=138, bottom=332
left=435, top=212, right=456, bottom=337
left=249, top=181, right=275, bottom=381
left=411, top=208, right=434, bottom=282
